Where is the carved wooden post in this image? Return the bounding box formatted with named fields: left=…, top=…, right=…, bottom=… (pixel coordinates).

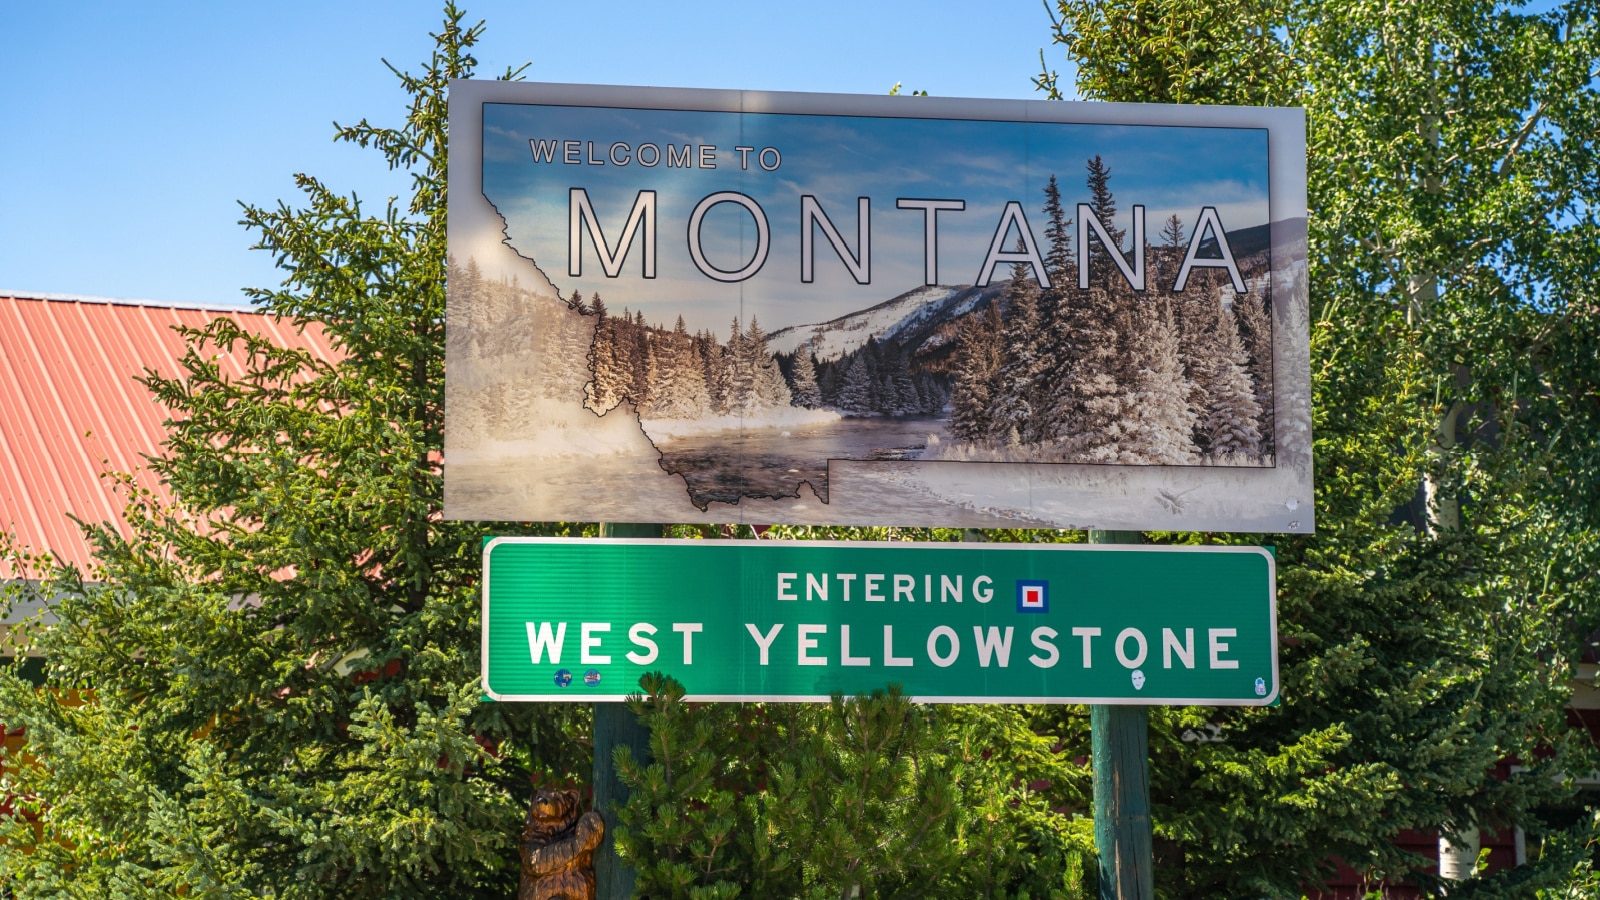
left=1089, top=529, right=1153, bottom=900
left=592, top=522, right=661, bottom=899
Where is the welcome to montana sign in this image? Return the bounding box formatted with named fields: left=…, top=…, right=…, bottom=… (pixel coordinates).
left=445, top=82, right=1311, bottom=533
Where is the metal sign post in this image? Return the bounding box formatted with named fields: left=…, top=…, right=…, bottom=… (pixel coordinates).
left=591, top=522, right=661, bottom=900
left=1089, top=529, right=1153, bottom=900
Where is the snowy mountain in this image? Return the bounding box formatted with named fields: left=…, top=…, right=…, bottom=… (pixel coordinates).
left=766, top=283, right=1006, bottom=362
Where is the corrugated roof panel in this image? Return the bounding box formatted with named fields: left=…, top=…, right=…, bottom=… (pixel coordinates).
left=0, top=294, right=340, bottom=578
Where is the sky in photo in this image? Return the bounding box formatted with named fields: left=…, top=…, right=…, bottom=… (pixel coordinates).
left=482, top=102, right=1269, bottom=335
left=1, top=1, right=1062, bottom=308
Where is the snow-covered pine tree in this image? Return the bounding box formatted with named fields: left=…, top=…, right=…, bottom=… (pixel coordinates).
left=584, top=306, right=630, bottom=414
left=1197, top=302, right=1263, bottom=459
left=816, top=355, right=842, bottom=407
left=699, top=330, right=729, bottom=415
left=723, top=316, right=752, bottom=415
left=1045, top=163, right=1135, bottom=461
left=790, top=344, right=823, bottom=409
left=835, top=354, right=874, bottom=415
left=853, top=339, right=883, bottom=412
left=990, top=243, right=1047, bottom=442
left=882, top=344, right=918, bottom=415
left=682, top=330, right=713, bottom=416
left=746, top=317, right=793, bottom=412
left=629, top=313, right=654, bottom=412
left=447, top=256, right=485, bottom=349
left=949, top=302, right=1002, bottom=440
left=1118, top=298, right=1199, bottom=464
left=556, top=291, right=595, bottom=395
left=1232, top=289, right=1275, bottom=457
left=1033, top=186, right=1073, bottom=417
left=641, top=327, right=664, bottom=410
left=546, top=285, right=595, bottom=401
left=1084, top=155, right=1125, bottom=285
left=1169, top=270, right=1222, bottom=452
left=1041, top=174, right=1074, bottom=285
left=914, top=371, right=947, bottom=414
left=643, top=317, right=711, bottom=419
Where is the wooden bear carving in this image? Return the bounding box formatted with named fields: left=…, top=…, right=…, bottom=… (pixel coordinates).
left=518, top=788, right=604, bottom=900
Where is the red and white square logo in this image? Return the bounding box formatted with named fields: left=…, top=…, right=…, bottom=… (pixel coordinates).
left=1016, top=580, right=1049, bottom=613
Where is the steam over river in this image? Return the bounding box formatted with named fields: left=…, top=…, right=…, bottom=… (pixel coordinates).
left=654, top=415, right=949, bottom=506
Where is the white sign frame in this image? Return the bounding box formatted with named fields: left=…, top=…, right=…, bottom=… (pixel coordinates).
left=445, top=81, right=1311, bottom=533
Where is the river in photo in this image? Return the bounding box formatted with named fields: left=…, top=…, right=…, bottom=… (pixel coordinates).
left=653, top=415, right=950, bottom=506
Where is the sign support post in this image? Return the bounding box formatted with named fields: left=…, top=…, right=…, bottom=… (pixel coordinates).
left=592, top=522, right=661, bottom=900
left=1089, top=529, right=1153, bottom=900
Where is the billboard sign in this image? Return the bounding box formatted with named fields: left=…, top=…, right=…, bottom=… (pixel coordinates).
left=481, top=538, right=1279, bottom=705
left=446, top=82, right=1311, bottom=532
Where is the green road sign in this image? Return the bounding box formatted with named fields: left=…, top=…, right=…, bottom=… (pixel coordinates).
left=483, top=538, right=1278, bottom=705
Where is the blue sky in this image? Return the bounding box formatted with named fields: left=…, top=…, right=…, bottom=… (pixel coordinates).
left=480, top=102, right=1268, bottom=334
left=0, top=1, right=1067, bottom=308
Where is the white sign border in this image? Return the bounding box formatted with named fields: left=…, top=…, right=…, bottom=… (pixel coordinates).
left=446, top=80, right=1314, bottom=534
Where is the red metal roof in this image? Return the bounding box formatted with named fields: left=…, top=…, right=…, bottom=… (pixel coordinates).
left=0, top=292, right=338, bottom=577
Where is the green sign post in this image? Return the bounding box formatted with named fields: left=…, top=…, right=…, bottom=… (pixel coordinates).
left=483, top=538, right=1277, bottom=706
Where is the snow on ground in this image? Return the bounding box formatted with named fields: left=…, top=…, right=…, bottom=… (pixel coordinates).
left=445, top=399, right=655, bottom=463
left=641, top=407, right=843, bottom=441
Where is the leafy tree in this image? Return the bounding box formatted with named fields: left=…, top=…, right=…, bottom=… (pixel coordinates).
left=1039, top=0, right=1600, bottom=894
left=0, top=8, right=590, bottom=897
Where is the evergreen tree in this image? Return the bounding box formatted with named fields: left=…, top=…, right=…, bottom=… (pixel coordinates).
left=882, top=343, right=918, bottom=415
left=990, top=266, right=1044, bottom=442
left=630, top=319, right=653, bottom=412
left=816, top=353, right=843, bottom=407
left=1160, top=213, right=1185, bottom=249
left=1118, top=300, right=1199, bottom=464
left=1169, top=272, right=1225, bottom=452
left=789, top=345, right=823, bottom=409
left=585, top=312, right=630, bottom=413
left=1039, top=0, right=1600, bottom=893
left=1231, top=289, right=1275, bottom=456
left=1041, top=174, right=1074, bottom=285
left=724, top=316, right=752, bottom=415
left=1196, top=304, right=1262, bottom=459
left=746, top=317, right=793, bottom=412
left=1082, top=154, right=1125, bottom=291
left=949, top=302, right=1003, bottom=440
left=643, top=317, right=711, bottom=420
left=0, top=10, right=587, bottom=896
left=703, top=331, right=731, bottom=415
left=1047, top=165, right=1136, bottom=461
left=549, top=283, right=595, bottom=401
left=835, top=354, right=874, bottom=415
left=449, top=255, right=487, bottom=344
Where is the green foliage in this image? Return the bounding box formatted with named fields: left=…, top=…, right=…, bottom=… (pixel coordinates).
left=0, top=7, right=589, bottom=897
left=1039, top=0, right=1600, bottom=895
left=614, top=672, right=1093, bottom=900
left=4, top=1, right=1597, bottom=897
